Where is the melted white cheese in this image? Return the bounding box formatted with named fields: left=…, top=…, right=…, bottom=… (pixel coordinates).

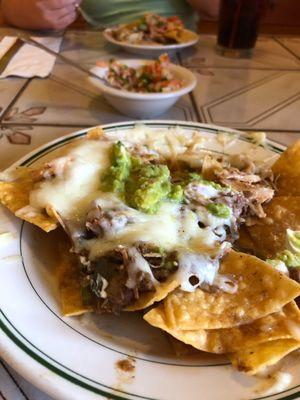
left=196, top=206, right=232, bottom=230
left=176, top=251, right=218, bottom=291
left=29, top=141, right=111, bottom=217
left=272, top=260, right=289, bottom=275
left=99, top=277, right=108, bottom=298
left=82, top=202, right=181, bottom=259
left=179, top=209, right=218, bottom=253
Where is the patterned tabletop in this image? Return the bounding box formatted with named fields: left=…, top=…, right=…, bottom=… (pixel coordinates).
left=0, top=28, right=300, bottom=400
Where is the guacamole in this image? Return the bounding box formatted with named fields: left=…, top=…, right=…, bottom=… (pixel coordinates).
left=267, top=230, right=300, bottom=269
left=278, top=250, right=300, bottom=268
left=102, top=142, right=183, bottom=213
left=127, top=163, right=172, bottom=213
left=102, top=141, right=131, bottom=193
left=188, top=172, right=223, bottom=191
left=206, top=203, right=231, bottom=218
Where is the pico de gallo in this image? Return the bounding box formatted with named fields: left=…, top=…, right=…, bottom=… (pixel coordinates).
left=97, top=54, right=183, bottom=93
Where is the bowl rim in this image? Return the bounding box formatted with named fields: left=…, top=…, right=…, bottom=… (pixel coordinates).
left=103, top=28, right=199, bottom=50
left=89, top=60, right=197, bottom=100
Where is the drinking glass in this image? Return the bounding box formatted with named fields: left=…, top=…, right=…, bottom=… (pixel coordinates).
left=216, top=0, right=271, bottom=58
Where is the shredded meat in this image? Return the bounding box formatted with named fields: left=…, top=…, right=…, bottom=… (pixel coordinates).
left=218, top=192, right=248, bottom=242
left=219, top=169, right=261, bottom=183
left=130, top=144, right=163, bottom=164
left=85, top=205, right=131, bottom=238
left=81, top=248, right=155, bottom=314
left=137, top=242, right=178, bottom=280
left=198, top=153, right=274, bottom=221
left=229, top=154, right=256, bottom=174
left=248, top=202, right=265, bottom=219
left=220, top=192, right=247, bottom=220
left=216, top=167, right=274, bottom=219
left=217, top=167, right=260, bottom=186
left=80, top=243, right=178, bottom=314
left=95, top=269, right=135, bottom=314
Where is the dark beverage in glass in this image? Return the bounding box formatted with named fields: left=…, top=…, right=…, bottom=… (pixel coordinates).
left=217, top=0, right=270, bottom=58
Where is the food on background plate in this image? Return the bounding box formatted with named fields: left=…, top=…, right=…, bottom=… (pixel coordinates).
left=96, top=54, right=183, bottom=93
left=107, top=13, right=194, bottom=45
left=0, top=125, right=300, bottom=378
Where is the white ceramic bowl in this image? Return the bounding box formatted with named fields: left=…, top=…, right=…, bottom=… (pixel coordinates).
left=103, top=29, right=199, bottom=57
left=89, top=60, right=197, bottom=118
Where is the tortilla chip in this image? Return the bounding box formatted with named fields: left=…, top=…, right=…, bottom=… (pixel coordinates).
left=229, top=339, right=300, bottom=375
left=178, top=29, right=198, bottom=43
left=86, top=126, right=104, bottom=140
left=125, top=279, right=179, bottom=311
left=60, top=280, right=91, bottom=317
left=162, top=251, right=300, bottom=330
left=272, top=140, right=300, bottom=196
left=144, top=302, right=300, bottom=354
left=0, top=174, right=57, bottom=232
left=58, top=243, right=91, bottom=317
left=164, top=30, right=179, bottom=41
left=165, top=29, right=197, bottom=43
left=247, top=196, right=300, bottom=259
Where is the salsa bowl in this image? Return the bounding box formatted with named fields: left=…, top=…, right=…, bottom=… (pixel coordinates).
left=89, top=59, right=197, bottom=118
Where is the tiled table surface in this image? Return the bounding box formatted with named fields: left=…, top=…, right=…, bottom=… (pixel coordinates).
left=0, top=29, right=300, bottom=400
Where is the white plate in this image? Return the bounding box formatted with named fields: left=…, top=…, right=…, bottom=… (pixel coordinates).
left=103, top=29, right=199, bottom=56
left=0, top=121, right=299, bottom=400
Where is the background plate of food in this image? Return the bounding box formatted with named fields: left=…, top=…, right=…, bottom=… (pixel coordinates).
left=103, top=13, right=199, bottom=56
left=0, top=121, right=299, bottom=400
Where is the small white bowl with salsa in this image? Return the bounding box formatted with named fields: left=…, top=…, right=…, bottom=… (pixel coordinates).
left=89, top=55, right=197, bottom=118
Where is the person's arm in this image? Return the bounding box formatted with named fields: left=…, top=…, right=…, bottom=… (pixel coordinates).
left=1, top=0, right=80, bottom=30
left=186, top=0, right=220, bottom=18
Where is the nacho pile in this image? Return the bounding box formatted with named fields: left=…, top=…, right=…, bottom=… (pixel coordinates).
left=0, top=126, right=300, bottom=377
